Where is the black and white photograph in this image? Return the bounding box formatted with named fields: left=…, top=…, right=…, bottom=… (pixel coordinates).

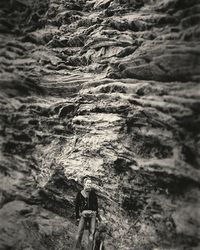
left=0, top=0, right=200, bottom=249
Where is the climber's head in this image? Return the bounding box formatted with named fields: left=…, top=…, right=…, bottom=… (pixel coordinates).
left=83, top=177, right=92, bottom=192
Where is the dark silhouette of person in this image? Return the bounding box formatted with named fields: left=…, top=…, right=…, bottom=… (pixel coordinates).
left=73, top=177, right=100, bottom=250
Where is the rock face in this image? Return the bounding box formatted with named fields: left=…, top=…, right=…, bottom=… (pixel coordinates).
left=0, top=0, right=200, bottom=249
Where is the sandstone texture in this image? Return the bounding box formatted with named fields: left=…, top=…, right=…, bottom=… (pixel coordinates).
left=0, top=0, right=200, bottom=249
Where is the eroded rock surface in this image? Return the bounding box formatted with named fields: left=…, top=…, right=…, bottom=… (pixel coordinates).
left=0, top=0, right=200, bottom=249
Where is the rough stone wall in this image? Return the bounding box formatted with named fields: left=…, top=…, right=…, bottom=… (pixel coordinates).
left=0, top=0, right=200, bottom=249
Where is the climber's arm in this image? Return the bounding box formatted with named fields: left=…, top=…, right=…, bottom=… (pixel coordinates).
left=75, top=192, right=80, bottom=220
left=94, top=192, right=101, bottom=221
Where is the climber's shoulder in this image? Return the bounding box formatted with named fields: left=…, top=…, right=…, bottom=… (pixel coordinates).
left=90, top=188, right=98, bottom=196
left=76, top=190, right=82, bottom=198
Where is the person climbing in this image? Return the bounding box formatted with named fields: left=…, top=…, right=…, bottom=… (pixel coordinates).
left=73, top=177, right=100, bottom=250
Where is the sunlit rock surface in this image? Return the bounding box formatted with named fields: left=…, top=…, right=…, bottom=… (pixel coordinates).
left=0, top=0, right=200, bottom=249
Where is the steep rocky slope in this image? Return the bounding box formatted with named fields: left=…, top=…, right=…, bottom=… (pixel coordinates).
left=0, top=0, right=200, bottom=249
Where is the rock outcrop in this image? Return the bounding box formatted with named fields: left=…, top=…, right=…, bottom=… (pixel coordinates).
left=0, top=0, right=200, bottom=249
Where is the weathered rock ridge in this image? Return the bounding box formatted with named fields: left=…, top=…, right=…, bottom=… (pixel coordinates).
left=0, top=0, right=200, bottom=249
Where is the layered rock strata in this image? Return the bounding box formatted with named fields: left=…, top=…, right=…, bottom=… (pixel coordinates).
left=0, top=0, right=200, bottom=249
